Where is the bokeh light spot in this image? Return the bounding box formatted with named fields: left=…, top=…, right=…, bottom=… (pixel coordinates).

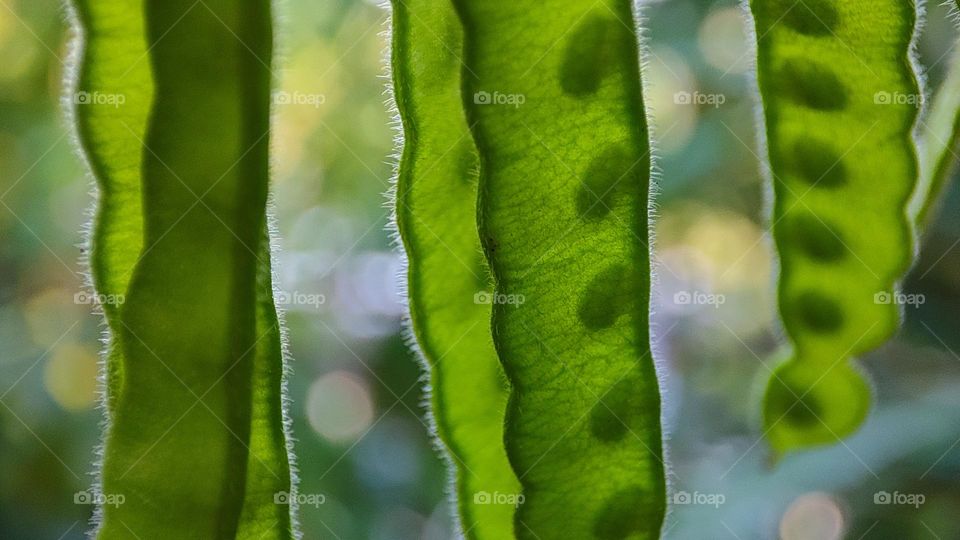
left=698, top=7, right=750, bottom=74
left=779, top=492, right=845, bottom=540
left=306, top=370, right=375, bottom=443
left=43, top=343, right=98, bottom=411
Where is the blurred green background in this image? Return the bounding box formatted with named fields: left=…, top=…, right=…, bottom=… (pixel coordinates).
left=2, top=0, right=960, bottom=538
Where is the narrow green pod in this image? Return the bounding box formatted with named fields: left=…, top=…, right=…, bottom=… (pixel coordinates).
left=750, top=0, right=921, bottom=456
left=237, top=225, right=296, bottom=539
left=454, top=0, right=665, bottom=538
left=71, top=1, right=296, bottom=537
left=390, top=0, right=520, bottom=537
left=70, top=0, right=152, bottom=411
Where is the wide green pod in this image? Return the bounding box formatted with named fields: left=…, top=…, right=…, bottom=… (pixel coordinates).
left=454, top=0, right=666, bottom=537
left=69, top=1, right=296, bottom=537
